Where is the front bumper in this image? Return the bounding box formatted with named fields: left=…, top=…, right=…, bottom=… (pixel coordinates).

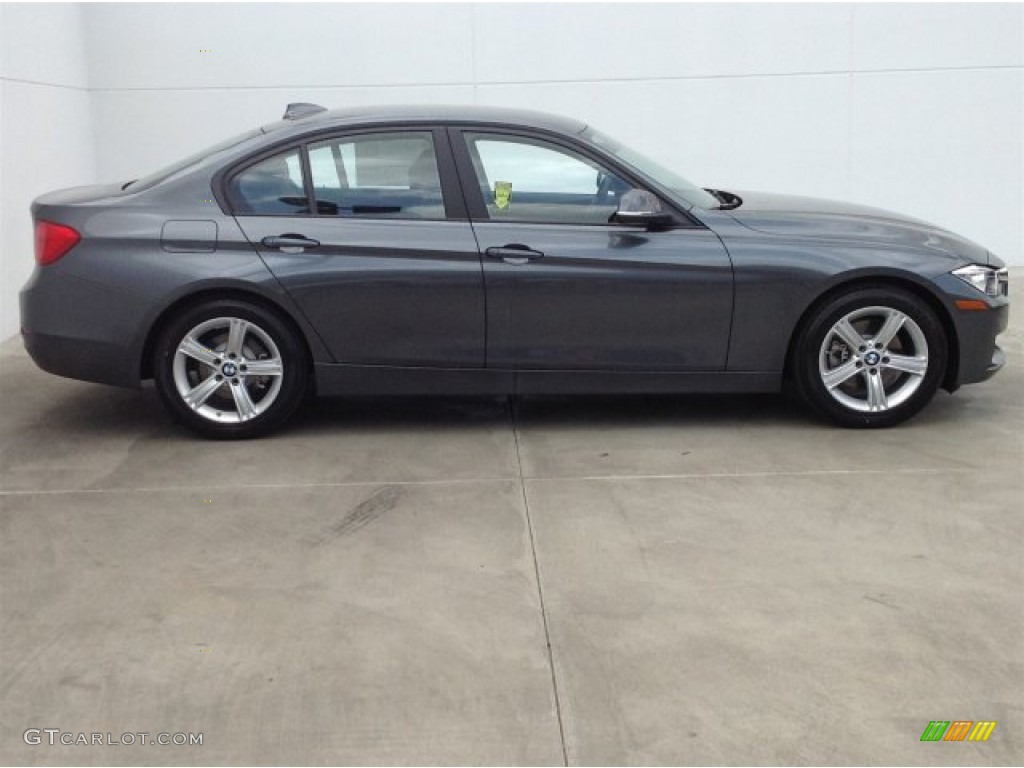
left=981, top=344, right=1007, bottom=382
left=948, top=293, right=1009, bottom=388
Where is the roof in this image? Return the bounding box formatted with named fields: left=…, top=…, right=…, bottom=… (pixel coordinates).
left=261, top=104, right=587, bottom=136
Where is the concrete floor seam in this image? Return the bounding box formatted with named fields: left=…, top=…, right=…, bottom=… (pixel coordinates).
left=523, top=466, right=977, bottom=482
left=511, top=399, right=571, bottom=767
left=0, top=476, right=519, bottom=496
left=0, top=465, right=976, bottom=497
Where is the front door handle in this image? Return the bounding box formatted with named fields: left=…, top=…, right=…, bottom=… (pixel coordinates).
left=261, top=234, right=320, bottom=251
left=485, top=244, right=545, bottom=265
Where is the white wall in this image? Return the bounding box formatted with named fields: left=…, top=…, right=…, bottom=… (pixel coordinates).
left=1, top=3, right=1022, bottom=340
left=0, top=3, right=95, bottom=339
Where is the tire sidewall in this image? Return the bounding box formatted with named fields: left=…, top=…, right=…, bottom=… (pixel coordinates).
left=153, top=300, right=307, bottom=438
left=796, top=287, right=947, bottom=428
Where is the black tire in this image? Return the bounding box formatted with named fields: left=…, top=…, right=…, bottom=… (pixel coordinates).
left=152, top=299, right=308, bottom=438
left=792, top=286, right=947, bottom=428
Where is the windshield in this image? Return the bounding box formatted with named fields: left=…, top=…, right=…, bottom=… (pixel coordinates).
left=126, top=128, right=263, bottom=191
left=581, top=127, right=719, bottom=210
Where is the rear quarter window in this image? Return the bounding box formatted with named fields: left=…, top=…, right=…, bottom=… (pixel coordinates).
left=227, top=149, right=310, bottom=215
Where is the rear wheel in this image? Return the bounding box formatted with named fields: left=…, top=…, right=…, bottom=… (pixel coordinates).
left=153, top=300, right=308, bottom=438
left=793, top=287, right=947, bottom=428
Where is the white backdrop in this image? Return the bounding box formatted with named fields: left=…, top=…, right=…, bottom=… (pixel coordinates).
left=2, top=2, right=1022, bottom=340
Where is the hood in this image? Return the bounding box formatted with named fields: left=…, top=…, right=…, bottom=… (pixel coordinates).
left=723, top=191, right=991, bottom=264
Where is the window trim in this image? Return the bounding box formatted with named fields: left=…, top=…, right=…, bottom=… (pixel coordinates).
left=446, top=126, right=703, bottom=229
left=216, top=125, right=467, bottom=221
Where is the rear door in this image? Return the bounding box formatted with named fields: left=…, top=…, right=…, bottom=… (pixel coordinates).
left=226, top=127, right=485, bottom=368
left=449, top=128, right=734, bottom=372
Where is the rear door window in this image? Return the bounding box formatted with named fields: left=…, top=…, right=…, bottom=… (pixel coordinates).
left=307, top=132, right=445, bottom=219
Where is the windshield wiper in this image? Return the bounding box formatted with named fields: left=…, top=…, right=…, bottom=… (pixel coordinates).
left=121, top=180, right=136, bottom=190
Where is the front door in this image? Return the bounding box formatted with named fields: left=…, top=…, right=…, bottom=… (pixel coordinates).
left=450, top=129, right=733, bottom=371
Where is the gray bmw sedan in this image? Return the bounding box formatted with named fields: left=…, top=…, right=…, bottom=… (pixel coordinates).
left=21, top=104, right=1009, bottom=438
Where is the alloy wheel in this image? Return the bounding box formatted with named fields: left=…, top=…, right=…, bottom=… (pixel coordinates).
left=172, top=316, right=285, bottom=423
left=817, top=305, right=929, bottom=413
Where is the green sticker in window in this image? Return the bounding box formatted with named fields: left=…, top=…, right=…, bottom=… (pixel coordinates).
left=494, top=181, right=512, bottom=210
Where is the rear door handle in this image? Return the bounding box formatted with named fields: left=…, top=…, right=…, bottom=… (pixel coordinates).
left=261, top=234, right=320, bottom=251
left=485, top=244, right=545, bottom=265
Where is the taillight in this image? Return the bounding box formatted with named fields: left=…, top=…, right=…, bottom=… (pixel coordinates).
left=34, top=220, right=81, bottom=266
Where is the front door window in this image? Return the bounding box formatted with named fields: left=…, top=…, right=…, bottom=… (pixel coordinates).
left=464, top=133, right=632, bottom=224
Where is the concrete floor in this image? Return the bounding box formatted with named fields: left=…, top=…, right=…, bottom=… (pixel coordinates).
left=0, top=309, right=1021, bottom=766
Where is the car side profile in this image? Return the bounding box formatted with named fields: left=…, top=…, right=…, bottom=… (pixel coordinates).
left=21, top=104, right=1009, bottom=438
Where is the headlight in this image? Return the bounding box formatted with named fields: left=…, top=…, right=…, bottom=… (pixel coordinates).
left=952, top=264, right=1009, bottom=297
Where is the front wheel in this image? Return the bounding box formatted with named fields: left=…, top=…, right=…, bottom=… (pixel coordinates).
left=792, top=287, right=948, bottom=428
left=153, top=300, right=308, bottom=438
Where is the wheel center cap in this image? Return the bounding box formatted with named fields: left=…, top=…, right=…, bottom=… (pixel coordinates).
left=221, top=361, right=238, bottom=377
left=863, top=351, right=881, bottom=366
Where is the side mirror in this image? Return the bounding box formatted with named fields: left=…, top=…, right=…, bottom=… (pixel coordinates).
left=611, top=188, right=674, bottom=228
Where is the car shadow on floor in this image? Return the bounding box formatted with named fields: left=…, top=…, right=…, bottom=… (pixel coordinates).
left=7, top=377, right=982, bottom=442
left=292, top=389, right=815, bottom=435
left=286, top=387, right=977, bottom=432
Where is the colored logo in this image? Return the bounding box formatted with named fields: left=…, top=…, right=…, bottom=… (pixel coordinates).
left=920, top=721, right=997, bottom=742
